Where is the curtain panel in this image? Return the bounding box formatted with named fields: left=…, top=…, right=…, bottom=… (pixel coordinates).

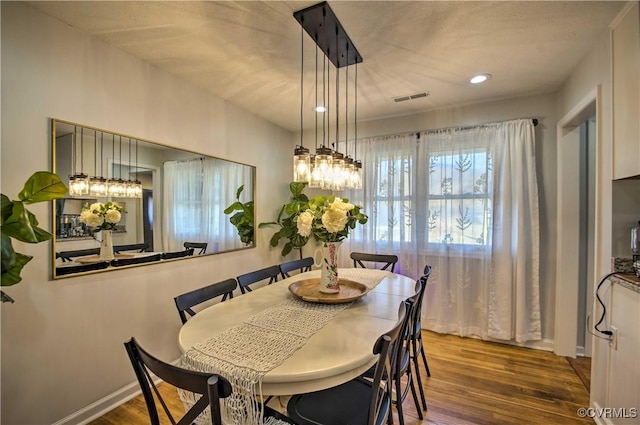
left=340, top=119, right=541, bottom=342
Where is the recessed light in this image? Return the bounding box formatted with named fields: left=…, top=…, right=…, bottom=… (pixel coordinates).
left=315, top=105, right=326, bottom=113
left=468, top=74, right=492, bottom=84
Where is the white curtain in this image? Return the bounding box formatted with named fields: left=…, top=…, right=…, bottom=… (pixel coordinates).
left=341, top=119, right=541, bottom=342
left=163, top=158, right=253, bottom=253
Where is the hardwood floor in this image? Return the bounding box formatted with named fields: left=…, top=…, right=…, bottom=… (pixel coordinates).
left=90, top=331, right=593, bottom=425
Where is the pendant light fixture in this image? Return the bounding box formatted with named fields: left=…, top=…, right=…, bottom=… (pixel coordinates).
left=126, top=138, right=143, bottom=198
left=293, top=1, right=363, bottom=190
left=68, top=126, right=89, bottom=197
left=107, top=135, right=127, bottom=197
left=89, top=130, right=108, bottom=197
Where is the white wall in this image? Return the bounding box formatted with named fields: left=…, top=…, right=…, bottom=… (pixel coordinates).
left=0, top=3, right=294, bottom=424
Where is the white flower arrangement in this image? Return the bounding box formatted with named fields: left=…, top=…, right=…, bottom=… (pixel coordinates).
left=79, top=201, right=124, bottom=232
left=296, top=196, right=367, bottom=243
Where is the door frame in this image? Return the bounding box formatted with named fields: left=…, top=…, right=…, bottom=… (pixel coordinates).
left=554, top=86, right=601, bottom=357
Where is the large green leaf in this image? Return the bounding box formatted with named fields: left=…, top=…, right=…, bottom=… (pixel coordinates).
left=235, top=185, right=245, bottom=200
left=224, top=201, right=243, bottom=214
left=1, top=194, right=13, bottom=225
left=18, top=171, right=67, bottom=204
left=1, top=233, right=16, bottom=273
left=2, top=202, right=53, bottom=243
left=1, top=252, right=32, bottom=287
left=289, top=182, right=308, bottom=197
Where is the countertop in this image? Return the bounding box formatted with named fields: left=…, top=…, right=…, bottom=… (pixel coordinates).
left=611, top=273, right=640, bottom=294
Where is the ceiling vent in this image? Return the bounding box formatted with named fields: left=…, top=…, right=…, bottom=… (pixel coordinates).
left=393, top=92, right=429, bottom=103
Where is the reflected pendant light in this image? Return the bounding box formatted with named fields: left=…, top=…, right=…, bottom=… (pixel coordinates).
left=68, top=126, right=89, bottom=197
left=89, top=130, right=108, bottom=197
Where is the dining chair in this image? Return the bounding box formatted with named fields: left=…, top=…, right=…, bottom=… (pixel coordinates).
left=408, top=265, right=433, bottom=412
left=114, top=243, right=149, bottom=254
left=55, top=261, right=110, bottom=276
left=286, top=301, right=409, bottom=425
left=279, top=257, right=313, bottom=279
left=174, top=278, right=238, bottom=324
left=124, top=337, right=232, bottom=425
left=184, top=241, right=208, bottom=255
left=111, top=253, right=163, bottom=267
left=360, top=283, right=424, bottom=424
left=56, top=248, right=100, bottom=262
left=350, top=252, right=399, bottom=272
left=236, top=265, right=281, bottom=294
left=162, top=248, right=194, bottom=260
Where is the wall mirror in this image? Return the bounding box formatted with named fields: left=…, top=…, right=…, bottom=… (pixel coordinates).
left=51, top=118, right=255, bottom=279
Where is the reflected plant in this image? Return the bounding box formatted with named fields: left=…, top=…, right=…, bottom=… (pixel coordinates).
left=224, top=185, right=254, bottom=246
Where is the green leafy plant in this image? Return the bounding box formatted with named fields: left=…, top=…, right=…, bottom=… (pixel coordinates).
left=224, top=185, right=254, bottom=246
left=1, top=171, right=68, bottom=302
left=259, top=182, right=368, bottom=256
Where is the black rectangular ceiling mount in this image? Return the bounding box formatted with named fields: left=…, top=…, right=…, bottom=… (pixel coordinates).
left=293, top=1, right=363, bottom=69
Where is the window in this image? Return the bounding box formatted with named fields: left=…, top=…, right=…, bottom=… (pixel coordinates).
left=425, top=148, right=492, bottom=247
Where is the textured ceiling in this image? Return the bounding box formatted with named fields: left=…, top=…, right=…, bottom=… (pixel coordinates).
left=27, top=1, right=626, bottom=132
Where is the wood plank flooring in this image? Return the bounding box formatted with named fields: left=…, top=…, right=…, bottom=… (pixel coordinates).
left=90, top=331, right=593, bottom=425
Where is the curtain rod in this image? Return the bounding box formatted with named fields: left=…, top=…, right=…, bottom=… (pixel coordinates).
left=358, top=117, right=538, bottom=141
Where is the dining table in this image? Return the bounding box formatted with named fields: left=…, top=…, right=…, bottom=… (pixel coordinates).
left=177, top=268, right=417, bottom=397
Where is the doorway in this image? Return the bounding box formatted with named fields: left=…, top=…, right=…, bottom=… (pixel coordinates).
left=555, top=87, right=600, bottom=358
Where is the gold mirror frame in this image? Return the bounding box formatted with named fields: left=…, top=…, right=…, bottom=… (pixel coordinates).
left=51, top=118, right=255, bottom=279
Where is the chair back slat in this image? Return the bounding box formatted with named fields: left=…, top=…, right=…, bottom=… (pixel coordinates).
left=114, top=243, right=149, bottom=253
left=174, top=278, right=238, bottom=324
left=279, top=257, right=313, bottom=278
left=162, top=248, right=194, bottom=260
left=111, top=253, right=163, bottom=267
left=56, top=248, right=100, bottom=262
left=237, top=265, right=280, bottom=294
left=350, top=252, right=399, bottom=272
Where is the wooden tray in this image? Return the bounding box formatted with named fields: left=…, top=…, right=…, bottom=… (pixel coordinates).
left=289, top=278, right=369, bottom=304
left=75, top=253, right=134, bottom=264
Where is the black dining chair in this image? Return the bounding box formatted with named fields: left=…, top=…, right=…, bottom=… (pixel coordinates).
left=162, top=248, right=194, bottom=260
left=350, top=252, right=399, bottom=272
left=286, top=301, right=409, bottom=425
left=405, top=265, right=433, bottom=413
left=174, top=278, right=238, bottom=324
left=114, top=243, right=149, bottom=254
left=56, top=248, right=100, bottom=262
left=111, top=253, right=163, bottom=267
left=279, top=257, right=313, bottom=279
left=236, top=265, right=281, bottom=294
left=184, top=242, right=208, bottom=255
left=124, top=337, right=232, bottom=425
left=56, top=261, right=110, bottom=276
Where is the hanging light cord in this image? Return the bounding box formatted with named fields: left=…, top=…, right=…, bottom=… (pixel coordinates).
left=300, top=24, right=304, bottom=149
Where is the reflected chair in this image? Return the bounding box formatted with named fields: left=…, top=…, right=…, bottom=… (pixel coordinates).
left=409, top=265, right=433, bottom=411
left=236, top=265, right=281, bottom=294
left=350, top=252, right=399, bottom=272
left=56, top=261, right=110, bottom=276
left=111, top=253, right=162, bottom=267
left=124, top=337, right=232, bottom=425
left=184, top=242, right=208, bottom=255
left=114, top=243, right=149, bottom=253
left=162, top=248, right=194, bottom=260
left=174, top=278, right=238, bottom=324
left=279, top=257, right=313, bottom=279
left=56, top=248, right=100, bottom=262
left=286, top=301, right=409, bottom=425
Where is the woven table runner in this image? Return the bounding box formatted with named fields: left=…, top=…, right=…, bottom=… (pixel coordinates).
left=179, top=269, right=389, bottom=425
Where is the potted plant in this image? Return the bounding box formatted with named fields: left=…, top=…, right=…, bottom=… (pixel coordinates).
left=1, top=171, right=68, bottom=302
left=224, top=185, right=254, bottom=246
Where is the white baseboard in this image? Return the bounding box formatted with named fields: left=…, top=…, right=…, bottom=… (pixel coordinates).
left=52, top=358, right=179, bottom=425
left=592, top=401, right=614, bottom=425
left=51, top=380, right=145, bottom=425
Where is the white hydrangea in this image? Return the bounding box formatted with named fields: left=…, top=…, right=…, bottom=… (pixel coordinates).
left=296, top=210, right=314, bottom=237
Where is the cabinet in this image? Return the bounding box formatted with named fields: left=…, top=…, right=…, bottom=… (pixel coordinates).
left=611, top=2, right=640, bottom=180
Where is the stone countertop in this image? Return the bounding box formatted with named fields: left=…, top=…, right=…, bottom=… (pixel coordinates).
left=611, top=273, right=640, bottom=294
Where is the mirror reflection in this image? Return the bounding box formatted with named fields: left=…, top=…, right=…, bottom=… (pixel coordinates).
left=52, top=118, right=255, bottom=279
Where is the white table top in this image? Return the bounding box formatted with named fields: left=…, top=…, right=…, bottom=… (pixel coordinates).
left=178, top=268, right=417, bottom=395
